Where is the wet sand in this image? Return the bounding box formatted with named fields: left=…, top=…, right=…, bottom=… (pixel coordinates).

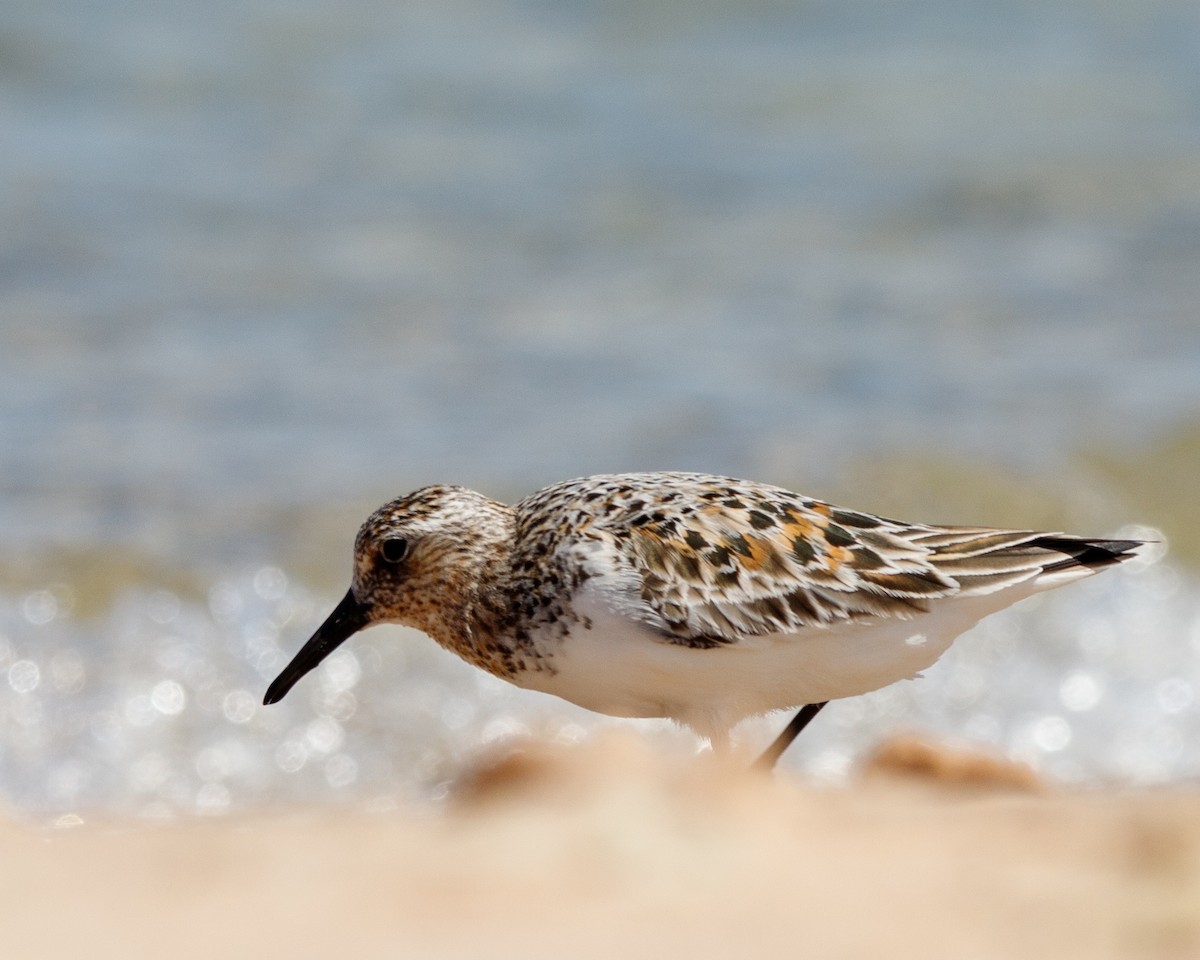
left=4, top=734, right=1198, bottom=960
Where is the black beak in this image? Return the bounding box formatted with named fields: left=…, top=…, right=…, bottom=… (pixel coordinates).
left=263, top=589, right=370, bottom=705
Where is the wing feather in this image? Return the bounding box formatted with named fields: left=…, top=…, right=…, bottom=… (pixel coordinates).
left=522, top=472, right=1142, bottom=648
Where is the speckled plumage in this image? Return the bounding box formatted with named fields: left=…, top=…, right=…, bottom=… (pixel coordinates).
left=265, top=472, right=1144, bottom=760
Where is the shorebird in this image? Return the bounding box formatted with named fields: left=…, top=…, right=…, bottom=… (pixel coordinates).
left=264, top=472, right=1143, bottom=768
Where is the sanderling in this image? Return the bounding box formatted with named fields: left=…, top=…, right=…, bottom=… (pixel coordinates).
left=264, top=472, right=1143, bottom=768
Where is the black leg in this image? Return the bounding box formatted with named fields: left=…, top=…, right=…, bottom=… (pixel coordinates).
left=752, top=701, right=829, bottom=771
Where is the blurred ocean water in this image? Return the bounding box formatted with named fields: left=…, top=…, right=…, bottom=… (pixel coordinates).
left=2, top=0, right=1199, bottom=818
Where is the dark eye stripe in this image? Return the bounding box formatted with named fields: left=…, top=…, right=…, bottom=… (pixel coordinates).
left=381, top=538, right=409, bottom=563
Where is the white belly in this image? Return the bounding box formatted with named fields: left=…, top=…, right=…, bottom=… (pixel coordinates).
left=513, top=581, right=1040, bottom=742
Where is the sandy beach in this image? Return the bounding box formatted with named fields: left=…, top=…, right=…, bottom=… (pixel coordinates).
left=4, top=734, right=1197, bottom=960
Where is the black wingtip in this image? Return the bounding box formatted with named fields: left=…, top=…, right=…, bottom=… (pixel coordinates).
left=1034, top=537, right=1145, bottom=573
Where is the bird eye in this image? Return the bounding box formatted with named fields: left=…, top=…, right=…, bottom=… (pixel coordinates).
left=380, top=538, right=409, bottom=563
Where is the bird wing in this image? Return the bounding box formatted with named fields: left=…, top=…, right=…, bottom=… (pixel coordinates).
left=569, top=476, right=1139, bottom=648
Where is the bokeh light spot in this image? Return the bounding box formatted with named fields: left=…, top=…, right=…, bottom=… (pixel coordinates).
left=7, top=660, right=40, bottom=693
left=151, top=680, right=186, bottom=716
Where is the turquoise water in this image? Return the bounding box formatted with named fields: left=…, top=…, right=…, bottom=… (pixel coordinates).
left=2, top=0, right=1199, bottom=819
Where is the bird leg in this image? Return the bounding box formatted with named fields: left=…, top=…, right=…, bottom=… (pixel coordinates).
left=752, top=701, right=829, bottom=770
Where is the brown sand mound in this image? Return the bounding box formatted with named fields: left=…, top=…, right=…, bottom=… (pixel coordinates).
left=3, top=733, right=1198, bottom=960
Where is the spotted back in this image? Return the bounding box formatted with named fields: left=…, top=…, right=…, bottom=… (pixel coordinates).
left=517, top=472, right=1140, bottom=648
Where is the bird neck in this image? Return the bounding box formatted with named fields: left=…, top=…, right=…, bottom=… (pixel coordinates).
left=419, top=506, right=528, bottom=675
